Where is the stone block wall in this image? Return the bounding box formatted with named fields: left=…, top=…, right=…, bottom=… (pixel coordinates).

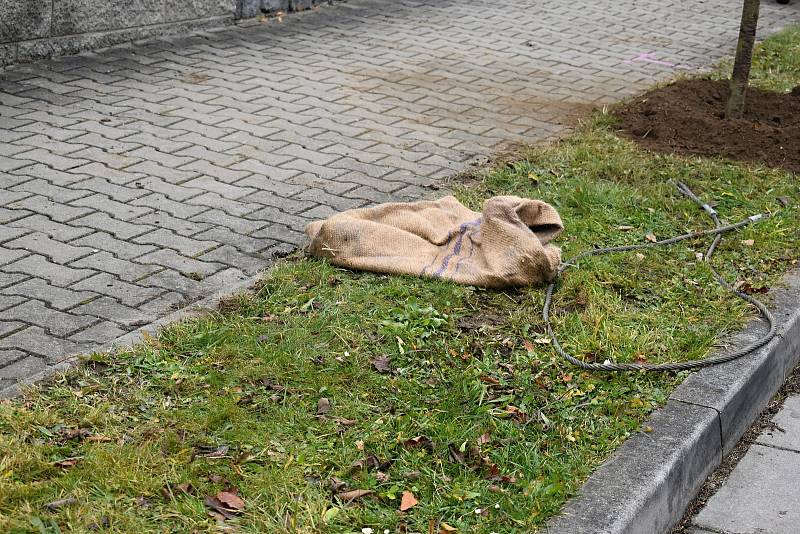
left=0, top=0, right=331, bottom=66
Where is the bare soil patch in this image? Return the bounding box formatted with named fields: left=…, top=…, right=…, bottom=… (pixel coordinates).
left=615, top=79, right=800, bottom=174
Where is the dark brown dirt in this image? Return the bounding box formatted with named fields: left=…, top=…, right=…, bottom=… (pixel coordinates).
left=615, top=79, right=800, bottom=174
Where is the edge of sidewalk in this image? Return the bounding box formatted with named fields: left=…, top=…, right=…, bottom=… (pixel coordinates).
left=0, top=267, right=267, bottom=400
left=543, top=268, right=800, bottom=534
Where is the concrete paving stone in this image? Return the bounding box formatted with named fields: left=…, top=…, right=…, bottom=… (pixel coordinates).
left=135, top=249, right=224, bottom=277
left=4, top=277, right=96, bottom=310
left=11, top=148, right=89, bottom=171
left=138, top=291, right=187, bottom=316
left=198, top=245, right=266, bottom=276
left=70, top=231, right=155, bottom=261
left=191, top=209, right=266, bottom=235
left=4, top=254, right=96, bottom=286
left=130, top=193, right=207, bottom=219
left=3, top=300, right=97, bottom=337
left=183, top=191, right=260, bottom=217
left=293, top=187, right=366, bottom=212
left=71, top=251, right=159, bottom=283
left=133, top=228, right=217, bottom=257
left=12, top=133, right=89, bottom=156
left=136, top=269, right=206, bottom=299
left=68, top=134, right=145, bottom=155
left=0, top=320, right=25, bottom=337
left=193, top=227, right=276, bottom=254
left=12, top=178, right=90, bottom=203
left=0, top=292, right=26, bottom=310
left=69, top=321, right=128, bottom=344
left=71, top=296, right=155, bottom=328
left=70, top=211, right=155, bottom=240
left=5, top=232, right=94, bottom=264
left=0, top=225, right=29, bottom=244
left=69, top=177, right=150, bottom=202
left=71, top=273, right=163, bottom=307
left=251, top=223, right=307, bottom=246
left=7, top=194, right=93, bottom=222
left=182, top=176, right=256, bottom=200
left=0, top=325, right=90, bottom=363
left=757, top=396, right=800, bottom=452
left=243, top=192, right=317, bottom=218
left=129, top=177, right=199, bottom=202
left=125, top=145, right=196, bottom=169
left=0, top=354, right=47, bottom=381
left=6, top=214, right=93, bottom=241
left=174, top=144, right=244, bottom=169
left=121, top=132, right=190, bottom=154
left=693, top=444, right=800, bottom=534
left=173, top=131, right=239, bottom=153
left=71, top=193, right=154, bottom=221
left=134, top=212, right=213, bottom=237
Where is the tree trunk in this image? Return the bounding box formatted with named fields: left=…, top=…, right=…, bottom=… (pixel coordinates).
left=726, top=0, right=760, bottom=118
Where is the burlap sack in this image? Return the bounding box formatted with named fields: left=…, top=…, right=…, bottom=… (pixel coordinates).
left=304, top=195, right=564, bottom=288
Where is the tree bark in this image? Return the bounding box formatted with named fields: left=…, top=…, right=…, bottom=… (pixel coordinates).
left=726, top=0, right=760, bottom=118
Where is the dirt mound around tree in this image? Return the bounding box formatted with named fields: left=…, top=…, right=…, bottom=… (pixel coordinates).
left=614, top=79, right=800, bottom=174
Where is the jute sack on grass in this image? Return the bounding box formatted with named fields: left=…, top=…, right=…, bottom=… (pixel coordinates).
left=304, top=195, right=564, bottom=288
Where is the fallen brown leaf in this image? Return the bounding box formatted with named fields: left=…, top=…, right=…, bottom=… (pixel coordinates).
left=336, top=488, right=372, bottom=501
left=199, top=445, right=229, bottom=459
left=44, top=496, right=76, bottom=511
left=332, top=417, right=357, bottom=427
left=447, top=443, right=464, bottom=464
left=402, top=435, right=434, bottom=452
left=399, top=490, right=418, bottom=511
left=645, top=232, right=657, bottom=243
left=317, top=397, right=331, bottom=415
left=204, top=495, right=238, bottom=519
left=54, top=457, right=81, bottom=468
left=216, top=490, right=245, bottom=511
left=372, top=355, right=392, bottom=373
left=328, top=477, right=346, bottom=492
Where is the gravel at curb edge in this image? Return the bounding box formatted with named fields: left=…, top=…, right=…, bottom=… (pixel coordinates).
left=544, top=268, right=800, bottom=534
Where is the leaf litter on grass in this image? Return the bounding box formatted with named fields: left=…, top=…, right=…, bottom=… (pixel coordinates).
left=1, top=29, right=799, bottom=534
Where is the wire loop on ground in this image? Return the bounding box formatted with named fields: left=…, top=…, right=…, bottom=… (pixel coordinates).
left=544, top=182, right=776, bottom=372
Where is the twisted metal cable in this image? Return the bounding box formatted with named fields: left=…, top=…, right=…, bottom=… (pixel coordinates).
left=543, top=182, right=776, bottom=372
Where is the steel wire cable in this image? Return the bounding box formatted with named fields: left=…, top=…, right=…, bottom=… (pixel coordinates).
left=543, top=182, right=777, bottom=372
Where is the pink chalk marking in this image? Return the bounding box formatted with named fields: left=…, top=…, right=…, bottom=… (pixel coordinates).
left=624, top=52, right=694, bottom=70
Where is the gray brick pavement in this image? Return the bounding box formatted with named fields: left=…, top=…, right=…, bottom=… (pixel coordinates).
left=1, top=0, right=798, bottom=393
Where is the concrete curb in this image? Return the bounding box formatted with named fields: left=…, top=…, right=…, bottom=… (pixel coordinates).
left=544, top=269, right=800, bottom=534
left=0, top=267, right=267, bottom=400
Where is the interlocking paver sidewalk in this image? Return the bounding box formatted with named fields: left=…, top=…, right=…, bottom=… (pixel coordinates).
left=691, top=394, right=800, bottom=534
left=1, top=0, right=799, bottom=393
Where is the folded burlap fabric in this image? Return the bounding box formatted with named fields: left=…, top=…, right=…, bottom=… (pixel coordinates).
left=304, top=195, right=564, bottom=288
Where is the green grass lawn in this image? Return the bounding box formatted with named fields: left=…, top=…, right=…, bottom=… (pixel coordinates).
left=1, top=29, right=799, bottom=534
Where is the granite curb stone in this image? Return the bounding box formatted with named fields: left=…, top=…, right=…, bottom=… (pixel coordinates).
left=544, top=269, right=800, bottom=534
